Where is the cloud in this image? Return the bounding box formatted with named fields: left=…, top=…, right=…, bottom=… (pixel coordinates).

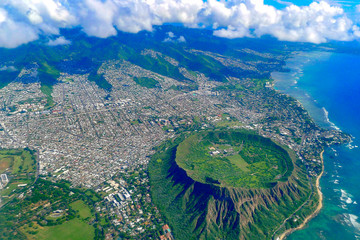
left=0, top=8, right=39, bottom=48
left=209, top=0, right=356, bottom=43
left=163, top=31, right=186, bottom=42
left=0, top=0, right=358, bottom=48
left=47, top=36, right=71, bottom=46
left=167, top=32, right=175, bottom=38
left=178, top=35, right=186, bottom=42
left=3, top=0, right=76, bottom=34
left=0, top=65, right=17, bottom=71
left=0, top=0, right=75, bottom=48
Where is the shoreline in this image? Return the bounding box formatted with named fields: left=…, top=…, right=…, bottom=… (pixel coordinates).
left=278, top=150, right=325, bottom=240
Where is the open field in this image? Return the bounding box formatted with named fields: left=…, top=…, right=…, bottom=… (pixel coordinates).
left=22, top=219, right=95, bottom=240
left=70, top=200, right=93, bottom=219
left=0, top=149, right=36, bottom=175
left=0, top=157, right=12, bottom=173
left=1, top=177, right=103, bottom=240
left=227, top=154, right=250, bottom=172
left=0, top=149, right=36, bottom=204
left=133, top=77, right=160, bottom=89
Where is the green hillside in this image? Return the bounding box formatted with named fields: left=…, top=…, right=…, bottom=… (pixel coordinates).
left=149, top=130, right=317, bottom=240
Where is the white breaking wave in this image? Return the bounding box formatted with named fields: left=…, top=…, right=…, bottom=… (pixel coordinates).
left=349, top=214, right=360, bottom=230
left=344, top=213, right=360, bottom=230
left=346, top=139, right=359, bottom=150
left=322, top=107, right=340, bottom=130
left=341, top=189, right=355, bottom=205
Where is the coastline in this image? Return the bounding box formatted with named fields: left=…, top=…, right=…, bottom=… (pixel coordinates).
left=278, top=150, right=325, bottom=240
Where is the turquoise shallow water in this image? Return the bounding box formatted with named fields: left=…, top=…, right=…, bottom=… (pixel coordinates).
left=271, top=51, right=360, bottom=240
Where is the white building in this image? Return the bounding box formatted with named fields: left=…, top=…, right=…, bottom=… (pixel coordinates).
left=1, top=174, right=8, bottom=184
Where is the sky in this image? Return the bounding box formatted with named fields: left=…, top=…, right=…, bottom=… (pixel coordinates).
left=0, top=0, right=359, bottom=48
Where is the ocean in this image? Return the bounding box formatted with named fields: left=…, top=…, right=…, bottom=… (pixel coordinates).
left=271, top=51, right=360, bottom=240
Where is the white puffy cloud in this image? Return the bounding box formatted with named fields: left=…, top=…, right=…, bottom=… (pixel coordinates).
left=2, top=0, right=76, bottom=34
left=0, top=0, right=75, bottom=48
left=47, top=36, right=71, bottom=46
left=147, top=0, right=204, bottom=25
left=76, top=0, right=204, bottom=38
left=0, top=65, right=17, bottom=71
left=178, top=35, right=186, bottom=42
left=163, top=31, right=186, bottom=42
left=77, top=0, right=118, bottom=38
left=0, top=0, right=358, bottom=48
left=210, top=0, right=356, bottom=43
left=0, top=8, right=39, bottom=48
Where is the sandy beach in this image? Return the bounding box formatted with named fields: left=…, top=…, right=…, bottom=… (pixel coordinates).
left=277, top=150, right=325, bottom=240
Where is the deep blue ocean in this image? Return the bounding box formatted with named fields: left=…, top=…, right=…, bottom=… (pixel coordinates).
left=271, top=51, right=360, bottom=240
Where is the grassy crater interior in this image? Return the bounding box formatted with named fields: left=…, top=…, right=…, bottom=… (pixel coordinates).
left=175, top=130, right=294, bottom=188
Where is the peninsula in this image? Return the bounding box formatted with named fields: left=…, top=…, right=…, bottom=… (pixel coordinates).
left=0, top=26, right=351, bottom=239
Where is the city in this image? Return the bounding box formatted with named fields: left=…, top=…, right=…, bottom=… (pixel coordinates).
left=0, top=47, right=350, bottom=239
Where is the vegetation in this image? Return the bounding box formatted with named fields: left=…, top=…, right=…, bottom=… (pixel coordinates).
left=88, top=71, right=112, bottom=91
left=0, top=69, right=19, bottom=89
left=40, top=84, right=55, bottom=108
left=184, top=54, right=228, bottom=82
left=149, top=131, right=315, bottom=240
left=38, top=62, right=60, bottom=108
left=168, top=84, right=198, bottom=92
left=130, top=119, right=142, bottom=125
left=0, top=179, right=101, bottom=240
left=38, top=62, right=60, bottom=82
left=0, top=25, right=328, bottom=239
left=133, top=77, right=160, bottom=89
left=0, top=24, right=290, bottom=95
left=0, top=149, right=37, bottom=203
left=176, top=130, right=294, bottom=188
left=70, top=200, right=93, bottom=219
left=22, top=219, right=94, bottom=240
left=0, top=147, right=103, bottom=240
left=128, top=54, right=185, bottom=82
